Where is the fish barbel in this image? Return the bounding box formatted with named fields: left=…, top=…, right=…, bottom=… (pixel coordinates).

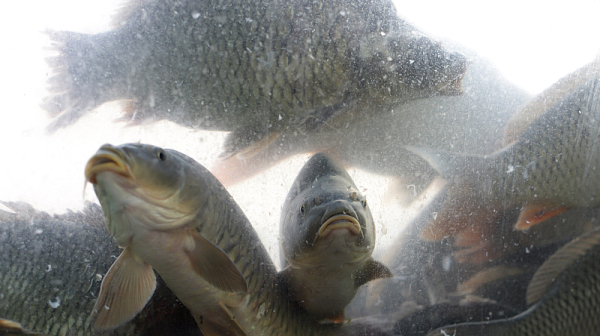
left=85, top=143, right=344, bottom=335
left=44, top=0, right=467, bottom=157
left=279, top=153, right=392, bottom=323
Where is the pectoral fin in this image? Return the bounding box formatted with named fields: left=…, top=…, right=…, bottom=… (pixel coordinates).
left=0, top=318, right=44, bottom=335
left=90, top=247, right=156, bottom=330
left=514, top=204, right=569, bottom=230
left=194, top=302, right=248, bottom=336
left=186, top=230, right=248, bottom=293
left=354, top=258, right=393, bottom=289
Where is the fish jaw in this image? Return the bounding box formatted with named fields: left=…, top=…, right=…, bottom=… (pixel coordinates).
left=317, top=214, right=363, bottom=239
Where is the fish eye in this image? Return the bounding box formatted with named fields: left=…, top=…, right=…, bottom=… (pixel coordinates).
left=300, top=204, right=306, bottom=217
left=361, top=199, right=367, bottom=208
left=156, top=149, right=167, bottom=161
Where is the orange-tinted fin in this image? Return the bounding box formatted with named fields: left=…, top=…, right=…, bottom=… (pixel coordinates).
left=90, top=247, right=156, bottom=330
left=194, top=302, right=248, bottom=336
left=0, top=318, right=44, bottom=335
left=457, top=266, right=525, bottom=295
left=318, top=313, right=346, bottom=325
left=526, top=227, right=600, bottom=305
left=514, top=205, right=569, bottom=230
left=420, top=205, right=496, bottom=242
left=186, top=230, right=248, bottom=294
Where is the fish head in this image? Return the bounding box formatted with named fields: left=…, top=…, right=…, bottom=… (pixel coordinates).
left=85, top=143, right=206, bottom=246
left=280, top=153, right=375, bottom=269
left=358, top=24, right=467, bottom=101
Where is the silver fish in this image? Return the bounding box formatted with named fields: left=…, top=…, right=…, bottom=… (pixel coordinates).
left=0, top=202, right=200, bottom=336
left=84, top=143, right=345, bottom=336
left=279, top=153, right=392, bottom=323
left=44, top=0, right=467, bottom=157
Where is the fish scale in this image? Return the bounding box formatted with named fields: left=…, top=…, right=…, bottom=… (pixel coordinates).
left=45, top=0, right=466, bottom=157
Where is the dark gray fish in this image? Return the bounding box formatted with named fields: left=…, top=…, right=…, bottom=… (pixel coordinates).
left=427, top=226, right=600, bottom=336
left=84, top=143, right=347, bottom=336
left=43, top=0, right=467, bottom=157
left=212, top=45, right=530, bottom=201
left=279, top=153, right=392, bottom=323
left=0, top=202, right=200, bottom=336
left=407, top=75, right=600, bottom=248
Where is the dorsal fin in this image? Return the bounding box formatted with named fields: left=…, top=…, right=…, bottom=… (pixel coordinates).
left=526, top=227, right=600, bottom=305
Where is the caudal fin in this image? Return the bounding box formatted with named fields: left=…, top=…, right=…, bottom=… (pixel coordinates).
left=43, top=30, right=125, bottom=132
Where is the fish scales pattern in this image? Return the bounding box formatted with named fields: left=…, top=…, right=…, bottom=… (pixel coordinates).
left=192, top=184, right=324, bottom=335
left=505, top=239, right=600, bottom=335
left=483, top=79, right=600, bottom=207
left=0, top=209, right=116, bottom=336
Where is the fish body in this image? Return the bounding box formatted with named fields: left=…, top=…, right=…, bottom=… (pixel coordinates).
left=0, top=202, right=200, bottom=336
left=45, top=0, right=467, bottom=156
left=279, top=153, right=391, bottom=322
left=409, top=76, right=600, bottom=241
left=85, top=143, right=338, bottom=335
left=427, top=227, right=600, bottom=336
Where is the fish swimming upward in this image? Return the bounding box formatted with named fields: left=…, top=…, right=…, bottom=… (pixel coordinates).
left=84, top=143, right=349, bottom=336
left=44, top=0, right=467, bottom=158
left=407, top=76, right=600, bottom=256
left=278, top=153, right=392, bottom=323
left=0, top=202, right=200, bottom=336
left=427, top=226, right=600, bottom=336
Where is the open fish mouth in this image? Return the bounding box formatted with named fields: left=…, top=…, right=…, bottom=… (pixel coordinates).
left=85, top=145, right=131, bottom=184
left=317, top=215, right=363, bottom=239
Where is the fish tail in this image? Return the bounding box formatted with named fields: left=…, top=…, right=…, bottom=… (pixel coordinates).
left=427, top=319, right=509, bottom=336
left=43, top=30, right=123, bottom=132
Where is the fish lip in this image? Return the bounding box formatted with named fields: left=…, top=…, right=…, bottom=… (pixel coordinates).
left=85, top=145, right=131, bottom=184
left=317, top=214, right=363, bottom=240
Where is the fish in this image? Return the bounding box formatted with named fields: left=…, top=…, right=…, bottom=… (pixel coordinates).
left=44, top=0, right=467, bottom=158
left=278, top=153, right=392, bottom=323
left=84, top=143, right=350, bottom=336
left=0, top=201, right=200, bottom=336
left=212, top=43, right=529, bottom=204
left=407, top=75, right=600, bottom=255
left=426, top=226, right=600, bottom=336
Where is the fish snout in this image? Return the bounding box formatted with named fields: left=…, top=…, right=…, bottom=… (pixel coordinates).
left=317, top=203, right=363, bottom=240
left=85, top=144, right=131, bottom=184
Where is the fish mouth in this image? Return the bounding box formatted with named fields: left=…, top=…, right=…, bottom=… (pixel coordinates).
left=317, top=215, right=363, bottom=239
left=85, top=145, right=131, bottom=184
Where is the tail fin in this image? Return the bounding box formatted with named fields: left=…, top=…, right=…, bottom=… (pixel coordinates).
left=43, top=30, right=125, bottom=132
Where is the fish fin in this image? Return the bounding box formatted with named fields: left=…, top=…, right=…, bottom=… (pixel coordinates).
left=319, top=314, right=346, bottom=325
left=420, top=204, right=496, bottom=242
left=514, top=204, right=569, bottom=230
left=219, top=128, right=280, bottom=159
left=526, top=227, right=600, bottom=305
left=354, top=258, right=393, bottom=289
left=0, top=318, right=45, bottom=335
left=194, top=302, right=248, bottom=336
left=404, top=146, right=491, bottom=181
left=457, top=266, right=525, bottom=295
left=427, top=320, right=508, bottom=336
left=43, top=30, right=116, bottom=133
left=90, top=247, right=156, bottom=330
left=211, top=134, right=297, bottom=186
left=297, top=101, right=352, bottom=134
left=186, top=230, right=248, bottom=293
